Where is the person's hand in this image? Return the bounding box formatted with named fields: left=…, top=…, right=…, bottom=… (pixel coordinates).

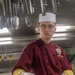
left=20, top=72, right=35, bottom=75
left=61, top=73, right=67, bottom=75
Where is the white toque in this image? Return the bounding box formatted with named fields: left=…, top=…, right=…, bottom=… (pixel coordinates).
left=39, top=12, right=56, bottom=23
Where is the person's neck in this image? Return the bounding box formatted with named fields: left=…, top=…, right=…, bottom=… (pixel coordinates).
left=41, top=37, right=51, bottom=44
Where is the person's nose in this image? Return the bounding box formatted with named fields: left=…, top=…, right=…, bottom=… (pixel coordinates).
left=45, top=26, right=50, bottom=31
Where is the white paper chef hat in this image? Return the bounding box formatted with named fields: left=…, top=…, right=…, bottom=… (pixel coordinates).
left=39, top=12, right=56, bottom=23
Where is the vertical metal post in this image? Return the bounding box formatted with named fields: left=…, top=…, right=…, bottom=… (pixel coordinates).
left=51, top=0, right=57, bottom=13
left=40, top=0, right=47, bottom=14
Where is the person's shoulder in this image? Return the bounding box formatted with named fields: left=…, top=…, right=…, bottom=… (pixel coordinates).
left=22, top=40, right=37, bottom=52
left=25, top=39, right=38, bottom=47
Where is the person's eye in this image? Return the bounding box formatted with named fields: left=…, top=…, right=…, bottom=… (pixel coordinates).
left=41, top=24, right=46, bottom=28
left=48, top=25, right=54, bottom=28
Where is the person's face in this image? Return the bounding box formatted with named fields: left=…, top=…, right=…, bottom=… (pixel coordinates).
left=38, top=21, right=56, bottom=39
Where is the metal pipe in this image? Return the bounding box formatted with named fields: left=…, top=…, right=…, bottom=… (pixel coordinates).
left=40, top=0, right=47, bottom=14
left=25, top=0, right=30, bottom=15
left=8, top=0, right=12, bottom=16
left=29, top=0, right=34, bottom=14
left=40, top=0, right=44, bottom=13
left=51, top=0, right=57, bottom=13
left=1, top=0, right=6, bottom=16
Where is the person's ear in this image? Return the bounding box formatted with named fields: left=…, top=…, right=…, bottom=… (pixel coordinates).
left=37, top=26, right=40, bottom=32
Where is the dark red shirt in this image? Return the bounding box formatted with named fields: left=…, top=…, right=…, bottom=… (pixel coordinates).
left=12, top=38, right=73, bottom=75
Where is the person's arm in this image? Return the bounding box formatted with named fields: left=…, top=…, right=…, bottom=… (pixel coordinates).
left=13, top=68, right=34, bottom=75
left=12, top=43, right=35, bottom=75
left=60, top=48, right=74, bottom=75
